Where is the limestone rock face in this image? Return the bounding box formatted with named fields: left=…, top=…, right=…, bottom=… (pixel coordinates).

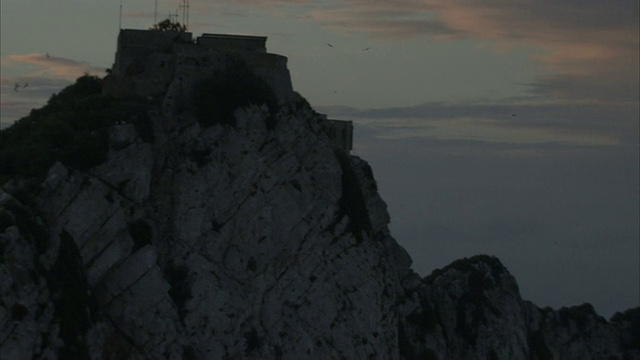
left=397, top=255, right=638, bottom=360
left=0, top=92, right=413, bottom=359
left=1, top=92, right=637, bottom=359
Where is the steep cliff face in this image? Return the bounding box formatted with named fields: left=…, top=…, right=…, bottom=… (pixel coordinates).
left=1, top=74, right=638, bottom=359
left=0, top=87, right=415, bottom=359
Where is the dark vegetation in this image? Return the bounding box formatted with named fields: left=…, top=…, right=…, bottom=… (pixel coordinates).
left=183, top=346, right=197, bottom=360
left=558, top=303, right=602, bottom=328
left=244, top=328, right=262, bottom=355
left=334, top=151, right=372, bottom=242
left=1, top=196, right=98, bottom=358
left=164, top=261, right=192, bottom=323
left=425, top=255, right=506, bottom=283
left=529, top=329, right=553, bottom=360
left=11, top=303, right=29, bottom=321
left=128, top=219, right=153, bottom=251
left=360, top=161, right=378, bottom=192
left=151, top=18, right=187, bottom=32
left=611, top=307, right=640, bottom=351
left=0, top=75, right=152, bottom=185
left=188, top=148, right=212, bottom=168
left=48, top=230, right=98, bottom=360
left=193, top=57, right=279, bottom=129
left=0, top=196, right=48, bottom=256
left=398, top=298, right=441, bottom=360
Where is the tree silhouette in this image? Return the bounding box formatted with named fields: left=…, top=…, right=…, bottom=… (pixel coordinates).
left=151, top=18, right=186, bottom=32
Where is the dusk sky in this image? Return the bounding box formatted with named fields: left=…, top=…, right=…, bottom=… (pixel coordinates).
left=1, top=1, right=638, bottom=318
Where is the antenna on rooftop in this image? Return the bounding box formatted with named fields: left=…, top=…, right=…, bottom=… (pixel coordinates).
left=168, top=10, right=179, bottom=24
left=119, top=0, right=123, bottom=29
left=179, top=0, right=190, bottom=30
left=154, top=0, right=158, bottom=25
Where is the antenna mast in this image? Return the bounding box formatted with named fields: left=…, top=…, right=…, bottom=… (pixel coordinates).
left=119, top=0, right=123, bottom=29
left=154, top=0, right=158, bottom=25
left=179, top=0, right=190, bottom=30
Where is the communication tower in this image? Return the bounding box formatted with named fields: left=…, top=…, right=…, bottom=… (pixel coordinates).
left=179, top=0, right=190, bottom=30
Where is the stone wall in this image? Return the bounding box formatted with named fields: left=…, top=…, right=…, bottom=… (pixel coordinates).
left=324, top=119, right=354, bottom=152
left=113, top=29, right=193, bottom=77
left=197, top=33, right=267, bottom=53
left=245, top=53, right=294, bottom=104
left=107, top=29, right=292, bottom=102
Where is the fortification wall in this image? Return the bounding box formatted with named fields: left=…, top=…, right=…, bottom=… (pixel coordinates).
left=117, top=29, right=192, bottom=50
left=105, top=29, right=353, bottom=152
left=113, top=30, right=192, bottom=76
left=324, top=119, right=354, bottom=152
left=246, top=53, right=294, bottom=103
left=197, top=34, right=266, bottom=53
left=109, top=29, right=297, bottom=110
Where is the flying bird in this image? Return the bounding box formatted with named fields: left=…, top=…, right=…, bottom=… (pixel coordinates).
left=326, top=43, right=333, bottom=47
left=23, top=82, right=29, bottom=88
left=14, top=83, right=19, bottom=92
left=362, top=47, right=370, bottom=51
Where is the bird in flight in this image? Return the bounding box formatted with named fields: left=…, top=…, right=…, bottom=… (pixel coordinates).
left=362, top=47, right=370, bottom=51
left=23, top=82, right=29, bottom=88
left=326, top=43, right=333, bottom=47
left=14, top=83, right=20, bottom=92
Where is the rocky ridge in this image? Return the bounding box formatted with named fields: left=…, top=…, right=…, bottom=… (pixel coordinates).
left=1, top=62, right=638, bottom=359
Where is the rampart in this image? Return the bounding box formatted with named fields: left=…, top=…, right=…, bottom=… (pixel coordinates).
left=323, top=118, right=354, bottom=152
left=104, top=28, right=352, bottom=152
left=105, top=29, right=293, bottom=101
left=112, top=29, right=193, bottom=77
left=197, top=34, right=267, bottom=53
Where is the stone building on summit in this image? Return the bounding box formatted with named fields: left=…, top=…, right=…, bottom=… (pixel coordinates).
left=104, top=28, right=353, bottom=152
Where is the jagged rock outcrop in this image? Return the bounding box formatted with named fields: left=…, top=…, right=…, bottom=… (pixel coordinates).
left=1, top=58, right=638, bottom=360
left=398, top=255, right=638, bottom=360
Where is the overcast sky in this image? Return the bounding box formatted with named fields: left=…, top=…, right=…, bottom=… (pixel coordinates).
left=1, top=0, right=638, bottom=318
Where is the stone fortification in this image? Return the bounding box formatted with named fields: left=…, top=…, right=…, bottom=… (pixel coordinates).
left=105, top=29, right=293, bottom=103
left=104, top=28, right=352, bottom=152
left=197, top=33, right=267, bottom=53
left=323, top=119, right=354, bottom=152
left=111, top=29, right=193, bottom=77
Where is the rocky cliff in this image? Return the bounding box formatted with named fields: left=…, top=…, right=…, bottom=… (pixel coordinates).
left=1, top=64, right=638, bottom=359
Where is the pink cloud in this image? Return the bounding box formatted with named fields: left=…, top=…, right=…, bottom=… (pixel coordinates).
left=2, top=53, right=104, bottom=81
left=0, top=54, right=104, bottom=128
left=305, top=1, right=639, bottom=103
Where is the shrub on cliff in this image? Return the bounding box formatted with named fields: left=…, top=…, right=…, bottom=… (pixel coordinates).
left=0, top=75, right=151, bottom=185
left=193, top=57, right=279, bottom=129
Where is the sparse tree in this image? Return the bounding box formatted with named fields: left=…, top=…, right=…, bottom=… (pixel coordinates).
left=151, top=18, right=186, bottom=32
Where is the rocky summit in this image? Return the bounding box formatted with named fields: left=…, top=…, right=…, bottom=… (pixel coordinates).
left=1, top=29, right=638, bottom=360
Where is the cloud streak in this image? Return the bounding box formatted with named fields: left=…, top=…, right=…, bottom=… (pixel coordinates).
left=2, top=53, right=104, bottom=81
left=209, top=0, right=638, bottom=105
left=315, top=1, right=638, bottom=102
left=320, top=99, right=638, bottom=147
